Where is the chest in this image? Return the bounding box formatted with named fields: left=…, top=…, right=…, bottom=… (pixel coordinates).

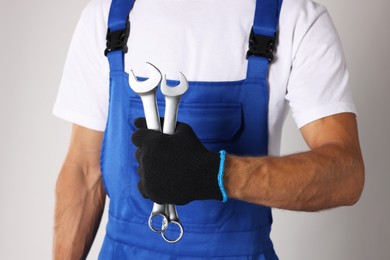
left=125, top=0, right=256, bottom=81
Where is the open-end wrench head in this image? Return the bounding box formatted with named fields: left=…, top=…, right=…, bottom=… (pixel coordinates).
left=129, top=62, right=162, bottom=94
left=160, top=72, right=189, bottom=97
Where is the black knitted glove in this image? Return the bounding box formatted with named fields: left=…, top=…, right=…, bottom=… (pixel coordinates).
left=131, top=117, right=222, bottom=205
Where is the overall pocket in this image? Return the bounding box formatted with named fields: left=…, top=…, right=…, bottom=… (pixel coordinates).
left=127, top=97, right=242, bottom=228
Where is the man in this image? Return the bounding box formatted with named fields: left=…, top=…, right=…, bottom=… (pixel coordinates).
left=53, top=0, right=364, bottom=259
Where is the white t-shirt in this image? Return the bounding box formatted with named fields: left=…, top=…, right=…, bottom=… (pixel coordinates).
left=53, top=0, right=356, bottom=155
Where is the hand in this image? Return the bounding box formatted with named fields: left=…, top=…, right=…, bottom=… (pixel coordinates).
left=131, top=117, right=222, bottom=205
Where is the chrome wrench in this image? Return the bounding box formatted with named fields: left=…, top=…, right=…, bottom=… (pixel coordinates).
left=129, top=63, right=189, bottom=243
left=158, top=73, right=189, bottom=243
left=129, top=63, right=169, bottom=233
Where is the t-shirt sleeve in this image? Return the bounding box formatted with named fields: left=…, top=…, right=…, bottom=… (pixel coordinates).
left=286, top=8, right=356, bottom=129
left=53, top=0, right=109, bottom=131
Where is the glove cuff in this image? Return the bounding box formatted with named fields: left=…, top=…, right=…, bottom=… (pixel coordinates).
left=218, top=150, right=228, bottom=202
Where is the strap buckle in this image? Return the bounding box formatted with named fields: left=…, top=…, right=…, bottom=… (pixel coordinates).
left=246, top=28, right=275, bottom=62
left=104, top=19, right=130, bottom=56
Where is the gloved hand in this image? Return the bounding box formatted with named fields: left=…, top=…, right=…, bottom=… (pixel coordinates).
left=131, top=117, right=223, bottom=205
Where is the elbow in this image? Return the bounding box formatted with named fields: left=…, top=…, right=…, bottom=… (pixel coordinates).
left=345, top=157, right=365, bottom=206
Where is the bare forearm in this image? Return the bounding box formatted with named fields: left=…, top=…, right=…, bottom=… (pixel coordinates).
left=224, top=143, right=364, bottom=211
left=53, top=164, right=106, bottom=259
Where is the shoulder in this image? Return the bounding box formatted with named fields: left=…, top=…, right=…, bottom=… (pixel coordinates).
left=280, top=0, right=329, bottom=39
left=277, top=0, right=338, bottom=62
left=84, top=0, right=111, bottom=10
left=281, top=0, right=327, bottom=16
left=280, top=0, right=328, bottom=32
left=79, top=0, right=111, bottom=26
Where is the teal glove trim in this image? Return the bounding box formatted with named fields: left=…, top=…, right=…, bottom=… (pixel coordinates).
left=218, top=150, right=228, bottom=202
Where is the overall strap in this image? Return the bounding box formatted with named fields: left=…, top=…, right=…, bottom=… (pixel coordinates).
left=246, top=0, right=283, bottom=79
left=105, top=0, right=136, bottom=72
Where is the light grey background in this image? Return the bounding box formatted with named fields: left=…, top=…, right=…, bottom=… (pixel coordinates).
left=0, top=0, right=389, bottom=259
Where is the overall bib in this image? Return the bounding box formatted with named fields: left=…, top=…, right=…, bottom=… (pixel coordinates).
left=100, top=0, right=283, bottom=258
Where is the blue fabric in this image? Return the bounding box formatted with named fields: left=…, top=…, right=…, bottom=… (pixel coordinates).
left=107, top=0, right=135, bottom=31
left=100, top=0, right=282, bottom=259
left=247, top=0, right=283, bottom=79
left=106, top=0, right=135, bottom=70
left=100, top=234, right=278, bottom=259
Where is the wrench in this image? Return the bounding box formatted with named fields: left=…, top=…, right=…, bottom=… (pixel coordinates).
left=129, top=63, right=169, bottom=233
left=159, top=73, right=189, bottom=243
left=129, top=63, right=189, bottom=243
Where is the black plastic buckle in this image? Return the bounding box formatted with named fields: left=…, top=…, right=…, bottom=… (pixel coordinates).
left=104, top=19, right=130, bottom=56
left=246, top=28, right=275, bottom=62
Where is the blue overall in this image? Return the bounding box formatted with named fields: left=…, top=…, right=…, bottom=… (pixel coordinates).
left=99, top=0, right=283, bottom=258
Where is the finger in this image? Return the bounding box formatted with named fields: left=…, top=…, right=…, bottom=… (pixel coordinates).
left=137, top=181, right=148, bottom=199
left=175, top=121, right=194, bottom=135
left=131, top=128, right=163, bottom=147
left=136, top=165, right=143, bottom=178
left=135, top=117, right=165, bottom=129
left=134, top=117, right=147, bottom=129
left=131, top=128, right=150, bottom=147
left=135, top=148, right=142, bottom=163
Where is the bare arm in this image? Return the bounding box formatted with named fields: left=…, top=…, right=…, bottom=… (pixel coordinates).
left=53, top=124, right=106, bottom=259
left=224, top=113, right=365, bottom=211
